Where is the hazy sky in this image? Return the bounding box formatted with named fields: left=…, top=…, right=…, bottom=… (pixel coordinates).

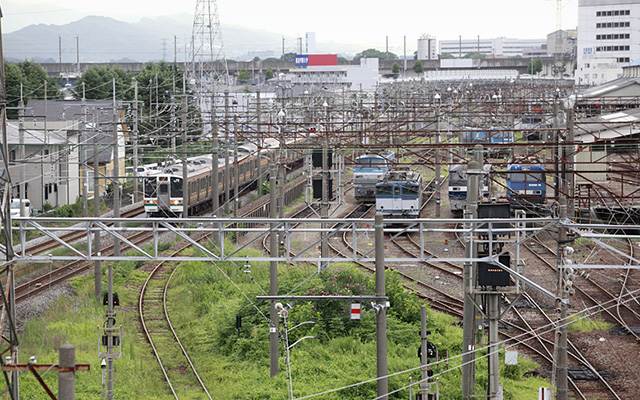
left=3, top=0, right=578, bottom=52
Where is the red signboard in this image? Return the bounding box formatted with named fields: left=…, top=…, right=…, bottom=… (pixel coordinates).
left=308, top=54, right=338, bottom=66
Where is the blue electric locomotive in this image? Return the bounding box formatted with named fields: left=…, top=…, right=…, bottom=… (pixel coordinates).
left=506, top=163, right=546, bottom=208
left=353, top=153, right=394, bottom=202
left=375, top=167, right=423, bottom=219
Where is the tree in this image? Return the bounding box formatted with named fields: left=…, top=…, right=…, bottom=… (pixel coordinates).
left=135, top=61, right=187, bottom=108
left=413, top=60, right=423, bottom=74
left=237, top=68, right=249, bottom=84
left=75, top=65, right=133, bottom=100
left=4, top=60, right=61, bottom=117
left=252, top=56, right=260, bottom=62
left=354, top=48, right=398, bottom=61
left=264, top=67, right=274, bottom=81
left=463, top=52, right=486, bottom=59
left=527, top=57, right=543, bottom=75
left=282, top=52, right=296, bottom=62
left=439, top=53, right=455, bottom=59
left=391, top=62, right=400, bottom=74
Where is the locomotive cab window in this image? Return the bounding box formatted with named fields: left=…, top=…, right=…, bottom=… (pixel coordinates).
left=403, top=185, right=420, bottom=197
left=377, top=185, right=393, bottom=196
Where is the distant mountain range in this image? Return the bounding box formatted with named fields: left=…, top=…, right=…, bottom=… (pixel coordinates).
left=3, top=15, right=316, bottom=62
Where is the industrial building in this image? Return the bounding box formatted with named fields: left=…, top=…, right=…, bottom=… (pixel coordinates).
left=576, top=0, right=640, bottom=85
left=439, top=37, right=546, bottom=58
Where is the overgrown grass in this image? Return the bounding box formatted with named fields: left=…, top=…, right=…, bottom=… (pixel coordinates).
left=16, top=238, right=549, bottom=399
left=568, top=312, right=614, bottom=333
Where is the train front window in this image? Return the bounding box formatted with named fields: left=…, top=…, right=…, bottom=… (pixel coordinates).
left=449, top=173, right=466, bottom=186
left=144, top=178, right=157, bottom=197
left=171, top=177, right=183, bottom=197
left=377, top=185, right=393, bottom=196
left=509, top=173, right=524, bottom=183
left=403, top=185, right=419, bottom=197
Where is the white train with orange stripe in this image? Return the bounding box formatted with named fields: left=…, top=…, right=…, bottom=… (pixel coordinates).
left=143, top=136, right=309, bottom=217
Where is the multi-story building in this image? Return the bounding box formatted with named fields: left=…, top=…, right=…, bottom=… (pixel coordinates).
left=417, top=35, right=437, bottom=61
left=439, top=37, right=546, bottom=58
left=577, top=0, right=640, bottom=85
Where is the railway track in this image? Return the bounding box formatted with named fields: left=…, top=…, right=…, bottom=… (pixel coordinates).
left=139, top=236, right=213, bottom=399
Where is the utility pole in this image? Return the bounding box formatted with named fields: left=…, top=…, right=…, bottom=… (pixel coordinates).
left=233, top=116, right=240, bottom=221
left=212, top=93, right=219, bottom=218
left=403, top=35, right=407, bottom=75
left=435, top=105, right=441, bottom=218
left=94, top=136, right=101, bottom=304
left=320, top=103, right=329, bottom=270
left=420, top=305, right=429, bottom=398
left=224, top=90, right=230, bottom=215
left=375, top=213, right=388, bottom=400
left=132, top=82, right=140, bottom=203
left=106, top=262, right=115, bottom=400
left=81, top=86, right=88, bottom=217
left=462, top=145, right=482, bottom=399
left=58, top=35, right=62, bottom=65
left=256, top=90, right=263, bottom=197
left=556, top=198, right=570, bottom=400
left=76, top=36, right=80, bottom=72
left=182, top=94, right=189, bottom=218
left=269, top=163, right=279, bottom=377
left=112, top=79, right=120, bottom=257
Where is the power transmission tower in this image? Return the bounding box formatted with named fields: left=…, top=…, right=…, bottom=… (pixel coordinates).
left=189, top=0, right=229, bottom=137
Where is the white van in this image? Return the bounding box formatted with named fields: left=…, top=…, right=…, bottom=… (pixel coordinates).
left=10, top=199, right=31, bottom=218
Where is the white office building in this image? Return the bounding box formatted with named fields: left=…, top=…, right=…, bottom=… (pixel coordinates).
left=439, top=37, right=546, bottom=58
left=576, top=0, right=640, bottom=85
left=289, top=58, right=379, bottom=90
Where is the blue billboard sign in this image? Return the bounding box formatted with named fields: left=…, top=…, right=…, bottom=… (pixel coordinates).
left=295, top=55, right=309, bottom=67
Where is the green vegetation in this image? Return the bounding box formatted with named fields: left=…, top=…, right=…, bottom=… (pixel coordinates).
left=391, top=62, right=401, bottom=75
left=413, top=60, right=423, bottom=74
left=5, top=60, right=62, bottom=116
left=354, top=48, right=398, bottom=61
left=265, top=67, right=274, bottom=81
left=76, top=65, right=134, bottom=100
left=237, top=68, right=249, bottom=84
left=568, top=312, right=614, bottom=333
left=528, top=57, right=543, bottom=75
left=15, top=238, right=548, bottom=399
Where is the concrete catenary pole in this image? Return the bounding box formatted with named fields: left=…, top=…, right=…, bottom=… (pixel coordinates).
left=111, top=79, right=120, bottom=257
left=182, top=95, right=189, bottom=218
left=58, top=344, right=75, bottom=400
left=93, top=137, right=101, bottom=304
left=133, top=82, right=140, bottom=203
left=269, top=163, right=279, bottom=377
left=233, top=116, right=240, bottom=220
left=557, top=198, right=569, bottom=400
left=256, top=90, right=263, bottom=197
left=224, top=90, right=230, bottom=215
left=420, top=305, right=429, bottom=398
left=106, top=262, right=114, bottom=400
left=375, top=213, right=388, bottom=400
left=80, top=88, right=88, bottom=217
left=462, top=145, right=482, bottom=399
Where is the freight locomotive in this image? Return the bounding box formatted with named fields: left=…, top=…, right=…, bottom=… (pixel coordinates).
left=375, top=167, right=423, bottom=219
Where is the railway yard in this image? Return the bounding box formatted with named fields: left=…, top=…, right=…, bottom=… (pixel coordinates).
left=3, top=77, right=640, bottom=399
